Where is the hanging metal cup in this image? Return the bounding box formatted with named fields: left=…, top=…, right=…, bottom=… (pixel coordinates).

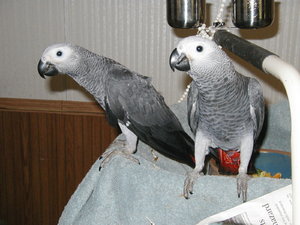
left=167, top=0, right=206, bottom=28
left=232, top=0, right=274, bottom=29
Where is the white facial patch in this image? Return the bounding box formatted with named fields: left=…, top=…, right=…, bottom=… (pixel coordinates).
left=177, top=36, right=221, bottom=66
left=41, top=43, right=73, bottom=65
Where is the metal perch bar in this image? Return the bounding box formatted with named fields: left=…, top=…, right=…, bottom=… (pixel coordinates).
left=214, top=30, right=300, bottom=224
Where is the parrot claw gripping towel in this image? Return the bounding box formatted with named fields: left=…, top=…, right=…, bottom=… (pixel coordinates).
left=169, top=36, right=265, bottom=202
left=99, top=138, right=141, bottom=170
left=37, top=43, right=195, bottom=170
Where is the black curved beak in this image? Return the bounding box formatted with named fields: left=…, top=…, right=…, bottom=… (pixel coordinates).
left=38, top=60, right=59, bottom=79
left=169, top=48, right=190, bottom=72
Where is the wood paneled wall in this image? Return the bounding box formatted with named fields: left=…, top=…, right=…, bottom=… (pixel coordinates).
left=0, top=98, right=119, bottom=225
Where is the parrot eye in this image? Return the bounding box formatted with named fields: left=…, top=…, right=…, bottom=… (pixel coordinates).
left=56, top=51, right=63, bottom=57
left=196, top=46, right=203, bottom=52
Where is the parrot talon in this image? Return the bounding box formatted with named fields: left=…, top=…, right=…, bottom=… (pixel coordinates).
left=99, top=149, right=140, bottom=169
left=183, top=171, right=202, bottom=199
left=237, top=173, right=249, bottom=202
left=99, top=139, right=140, bottom=170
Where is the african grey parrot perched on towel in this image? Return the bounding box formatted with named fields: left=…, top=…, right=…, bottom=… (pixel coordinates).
left=37, top=43, right=195, bottom=168
left=169, top=36, right=265, bottom=202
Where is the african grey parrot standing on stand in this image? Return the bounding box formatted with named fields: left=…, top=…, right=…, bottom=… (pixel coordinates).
left=37, top=43, right=195, bottom=169
left=169, top=36, right=265, bottom=202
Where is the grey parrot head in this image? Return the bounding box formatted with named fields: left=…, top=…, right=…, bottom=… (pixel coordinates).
left=38, top=43, right=80, bottom=79
left=169, top=36, right=229, bottom=76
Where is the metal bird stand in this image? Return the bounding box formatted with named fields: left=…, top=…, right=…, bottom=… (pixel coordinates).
left=167, top=0, right=300, bottom=223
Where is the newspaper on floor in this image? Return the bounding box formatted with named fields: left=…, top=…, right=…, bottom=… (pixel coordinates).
left=196, top=184, right=292, bottom=225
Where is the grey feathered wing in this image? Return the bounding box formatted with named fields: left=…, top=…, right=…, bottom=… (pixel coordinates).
left=248, top=77, right=265, bottom=140
left=104, top=65, right=195, bottom=167
left=187, top=82, right=200, bottom=135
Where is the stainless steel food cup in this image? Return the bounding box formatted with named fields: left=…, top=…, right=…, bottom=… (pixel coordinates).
left=167, top=0, right=206, bottom=28
left=232, top=0, right=274, bottom=29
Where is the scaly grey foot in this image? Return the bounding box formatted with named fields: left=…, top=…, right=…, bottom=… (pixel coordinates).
left=183, top=171, right=203, bottom=199
left=99, top=139, right=140, bottom=170
left=237, top=172, right=249, bottom=202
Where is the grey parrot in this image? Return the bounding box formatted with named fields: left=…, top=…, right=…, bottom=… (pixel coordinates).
left=37, top=43, right=195, bottom=168
left=169, top=36, right=265, bottom=202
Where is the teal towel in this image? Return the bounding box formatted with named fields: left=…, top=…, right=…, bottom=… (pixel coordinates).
left=58, top=100, right=291, bottom=225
